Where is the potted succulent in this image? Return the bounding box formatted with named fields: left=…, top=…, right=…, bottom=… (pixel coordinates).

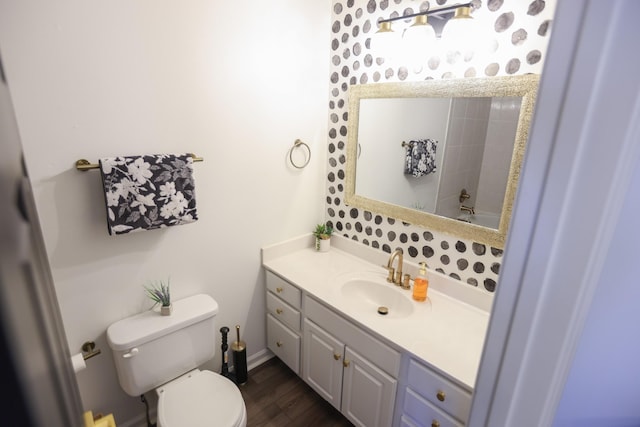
left=313, top=223, right=333, bottom=252
left=144, top=278, right=172, bottom=316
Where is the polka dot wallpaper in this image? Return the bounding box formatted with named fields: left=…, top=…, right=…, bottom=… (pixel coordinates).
left=325, top=0, right=555, bottom=293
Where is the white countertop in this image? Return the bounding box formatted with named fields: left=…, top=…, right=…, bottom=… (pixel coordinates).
left=261, top=234, right=492, bottom=390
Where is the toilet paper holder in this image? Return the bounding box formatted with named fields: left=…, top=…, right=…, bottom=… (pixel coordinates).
left=81, top=341, right=101, bottom=361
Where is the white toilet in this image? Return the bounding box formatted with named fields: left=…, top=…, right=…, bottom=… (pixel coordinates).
left=106, top=294, right=247, bottom=427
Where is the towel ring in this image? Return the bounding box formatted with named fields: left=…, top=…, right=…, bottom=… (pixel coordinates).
left=289, top=139, right=311, bottom=169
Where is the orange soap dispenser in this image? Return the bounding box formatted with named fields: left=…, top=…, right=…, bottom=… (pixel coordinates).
left=412, top=262, right=429, bottom=302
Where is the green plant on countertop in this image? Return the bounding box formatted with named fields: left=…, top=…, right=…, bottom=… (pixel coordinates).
left=144, top=278, right=171, bottom=307
left=313, top=223, right=333, bottom=240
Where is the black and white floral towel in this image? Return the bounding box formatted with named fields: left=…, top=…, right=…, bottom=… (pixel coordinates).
left=99, top=153, right=198, bottom=235
left=404, top=139, right=437, bottom=178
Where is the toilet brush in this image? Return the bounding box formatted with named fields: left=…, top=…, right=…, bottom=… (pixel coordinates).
left=231, top=325, right=248, bottom=385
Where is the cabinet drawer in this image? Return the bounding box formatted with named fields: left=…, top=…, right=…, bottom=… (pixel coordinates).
left=266, top=271, right=301, bottom=309
left=403, top=388, right=463, bottom=427
left=266, top=291, right=300, bottom=331
left=267, top=314, right=300, bottom=375
left=407, top=359, right=471, bottom=422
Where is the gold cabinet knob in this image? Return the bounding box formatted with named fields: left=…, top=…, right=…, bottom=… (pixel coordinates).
left=276, top=308, right=283, bottom=314
left=276, top=341, right=283, bottom=347
left=436, top=390, right=446, bottom=402
left=276, top=287, right=283, bottom=293
left=343, top=360, right=350, bottom=368
left=333, top=353, right=341, bottom=361
left=431, top=420, right=440, bottom=427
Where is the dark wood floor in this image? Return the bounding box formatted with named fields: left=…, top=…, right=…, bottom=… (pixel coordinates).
left=239, top=357, right=354, bottom=427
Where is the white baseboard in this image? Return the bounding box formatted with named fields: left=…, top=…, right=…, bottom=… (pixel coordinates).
left=247, top=348, right=274, bottom=371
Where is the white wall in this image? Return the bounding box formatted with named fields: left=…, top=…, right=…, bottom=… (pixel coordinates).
left=0, top=0, right=330, bottom=424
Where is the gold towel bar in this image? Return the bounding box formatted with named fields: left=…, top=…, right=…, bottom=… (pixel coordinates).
left=75, top=153, right=204, bottom=171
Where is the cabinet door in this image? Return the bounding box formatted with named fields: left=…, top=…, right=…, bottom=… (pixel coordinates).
left=303, top=319, right=344, bottom=410
left=341, top=347, right=397, bottom=427
left=266, top=314, right=300, bottom=375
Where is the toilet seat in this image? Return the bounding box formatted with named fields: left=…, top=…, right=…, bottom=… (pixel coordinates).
left=157, top=370, right=247, bottom=427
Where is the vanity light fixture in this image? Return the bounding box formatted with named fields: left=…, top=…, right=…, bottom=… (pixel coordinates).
left=372, top=2, right=474, bottom=59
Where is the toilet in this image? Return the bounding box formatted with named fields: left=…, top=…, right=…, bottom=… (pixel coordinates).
left=106, top=294, right=247, bottom=427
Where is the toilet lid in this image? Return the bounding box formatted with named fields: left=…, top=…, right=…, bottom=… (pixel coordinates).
left=157, top=370, right=245, bottom=427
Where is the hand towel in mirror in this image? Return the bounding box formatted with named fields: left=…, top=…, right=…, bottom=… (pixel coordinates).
left=404, top=139, right=437, bottom=178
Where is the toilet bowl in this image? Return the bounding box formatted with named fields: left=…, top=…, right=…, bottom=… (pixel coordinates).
left=156, top=370, right=246, bottom=427
left=106, top=294, right=247, bottom=427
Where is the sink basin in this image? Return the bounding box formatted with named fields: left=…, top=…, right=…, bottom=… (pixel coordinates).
left=340, top=278, right=414, bottom=319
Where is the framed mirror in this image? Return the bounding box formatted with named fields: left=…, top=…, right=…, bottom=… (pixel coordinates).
left=345, top=75, right=539, bottom=248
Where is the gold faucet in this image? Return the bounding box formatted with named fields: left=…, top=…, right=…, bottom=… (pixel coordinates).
left=385, top=249, right=411, bottom=289
left=460, top=204, right=475, bottom=215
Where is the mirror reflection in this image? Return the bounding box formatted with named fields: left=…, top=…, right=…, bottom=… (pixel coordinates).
left=346, top=76, right=539, bottom=248
left=356, top=95, right=522, bottom=229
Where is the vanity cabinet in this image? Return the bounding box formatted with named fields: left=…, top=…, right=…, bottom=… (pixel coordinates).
left=303, top=319, right=398, bottom=427
left=265, top=272, right=301, bottom=374
left=264, top=266, right=475, bottom=427
left=304, top=296, right=400, bottom=427
left=399, top=359, right=472, bottom=427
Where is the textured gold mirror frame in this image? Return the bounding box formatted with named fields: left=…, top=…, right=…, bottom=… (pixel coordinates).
left=345, top=75, right=539, bottom=249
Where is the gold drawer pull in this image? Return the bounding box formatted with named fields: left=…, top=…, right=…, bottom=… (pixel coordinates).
left=276, top=341, right=283, bottom=347
left=333, top=353, right=341, bottom=361
left=276, top=287, right=283, bottom=293
left=276, top=308, right=283, bottom=314
left=436, top=390, right=446, bottom=402
left=431, top=420, right=440, bottom=427
left=343, top=359, right=350, bottom=368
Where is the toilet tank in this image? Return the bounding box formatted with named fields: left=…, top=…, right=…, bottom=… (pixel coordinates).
left=107, top=294, right=219, bottom=396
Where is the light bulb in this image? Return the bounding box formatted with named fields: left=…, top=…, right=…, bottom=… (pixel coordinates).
left=401, top=15, right=437, bottom=66
left=441, top=7, right=477, bottom=55
left=371, top=21, right=400, bottom=60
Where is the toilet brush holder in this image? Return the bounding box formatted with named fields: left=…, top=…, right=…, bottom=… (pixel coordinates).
left=219, top=326, right=236, bottom=384
left=231, top=325, right=248, bottom=385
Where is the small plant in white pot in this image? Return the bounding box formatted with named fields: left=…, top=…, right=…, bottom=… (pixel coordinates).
left=144, top=278, right=172, bottom=316
left=313, top=223, right=333, bottom=252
